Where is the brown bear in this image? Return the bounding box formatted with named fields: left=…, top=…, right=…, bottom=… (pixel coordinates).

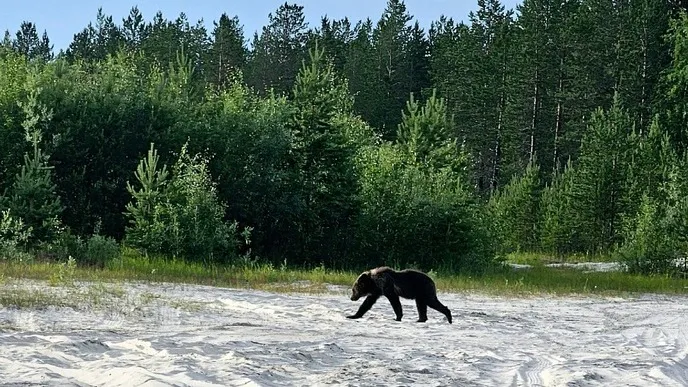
left=346, top=266, right=452, bottom=324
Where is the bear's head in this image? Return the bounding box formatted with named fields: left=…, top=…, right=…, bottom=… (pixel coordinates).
left=350, top=271, right=376, bottom=301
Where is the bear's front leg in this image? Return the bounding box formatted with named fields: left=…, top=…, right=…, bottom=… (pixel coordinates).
left=347, top=295, right=379, bottom=319
left=385, top=293, right=403, bottom=321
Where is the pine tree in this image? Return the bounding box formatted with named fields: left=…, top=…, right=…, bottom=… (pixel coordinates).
left=570, top=97, right=636, bottom=252
left=428, top=17, right=474, bottom=142
left=4, top=89, right=63, bottom=245
left=538, top=158, right=577, bottom=255
left=407, top=22, right=430, bottom=98
left=12, top=22, right=53, bottom=62
left=66, top=9, right=123, bottom=62
left=370, top=0, right=413, bottom=138
left=488, top=159, right=541, bottom=253
left=657, top=12, right=688, bottom=155
left=309, top=16, right=353, bottom=74
left=289, top=43, right=360, bottom=264
left=121, top=6, right=148, bottom=50
left=246, top=3, right=309, bottom=95
left=124, top=143, right=170, bottom=250
left=466, top=0, right=516, bottom=192
left=396, top=89, right=466, bottom=173
left=208, top=13, right=247, bottom=89
left=125, top=143, right=237, bottom=261
left=0, top=30, right=12, bottom=57
left=345, top=19, right=382, bottom=128
left=624, top=117, right=676, bottom=217
left=614, top=0, right=670, bottom=128
left=514, top=0, right=578, bottom=176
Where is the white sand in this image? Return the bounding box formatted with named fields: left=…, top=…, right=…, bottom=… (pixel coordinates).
left=509, top=262, right=623, bottom=272
left=1, top=280, right=688, bottom=386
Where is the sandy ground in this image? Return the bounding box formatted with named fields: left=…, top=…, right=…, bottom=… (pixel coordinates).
left=509, top=262, right=623, bottom=272
left=1, top=280, right=688, bottom=387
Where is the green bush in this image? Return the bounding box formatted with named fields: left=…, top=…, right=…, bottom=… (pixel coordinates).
left=538, top=160, right=579, bottom=255
left=354, top=144, right=495, bottom=273
left=45, top=229, right=84, bottom=262
left=84, top=234, right=120, bottom=267
left=0, top=209, right=33, bottom=262
left=488, top=160, right=540, bottom=254
left=616, top=194, right=679, bottom=275
left=3, top=87, right=63, bottom=246
left=124, top=142, right=239, bottom=263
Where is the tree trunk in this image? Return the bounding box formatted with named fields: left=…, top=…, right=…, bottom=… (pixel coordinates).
left=529, top=67, right=539, bottom=164
left=491, top=67, right=507, bottom=192
left=639, top=25, right=648, bottom=132
left=554, top=58, right=564, bottom=173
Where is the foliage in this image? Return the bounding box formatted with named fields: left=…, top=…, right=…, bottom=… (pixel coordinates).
left=2, top=87, right=63, bottom=245
left=124, top=143, right=239, bottom=262
left=569, top=100, right=636, bottom=253
left=489, top=159, right=540, bottom=254
left=84, top=234, right=121, bottom=267
left=396, top=89, right=469, bottom=174
left=616, top=193, right=679, bottom=275
left=538, top=160, right=578, bottom=255
left=3, top=2, right=688, bottom=275
left=48, top=255, right=76, bottom=287
left=0, top=209, right=33, bottom=261
left=355, top=144, right=494, bottom=273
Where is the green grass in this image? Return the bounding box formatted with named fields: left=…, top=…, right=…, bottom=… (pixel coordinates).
left=505, top=251, right=618, bottom=266
left=1, top=248, right=687, bottom=298
left=0, top=287, right=78, bottom=309
left=433, top=267, right=688, bottom=296
left=0, top=248, right=355, bottom=294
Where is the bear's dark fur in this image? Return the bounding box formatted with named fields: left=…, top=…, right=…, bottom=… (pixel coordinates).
left=346, top=266, right=452, bottom=324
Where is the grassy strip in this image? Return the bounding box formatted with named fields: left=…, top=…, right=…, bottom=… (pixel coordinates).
left=505, top=251, right=618, bottom=265
left=0, top=251, right=355, bottom=294
left=1, top=251, right=687, bottom=298
left=440, top=267, right=688, bottom=296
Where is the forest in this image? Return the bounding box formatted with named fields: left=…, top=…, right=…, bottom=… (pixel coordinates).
left=2, top=0, right=688, bottom=275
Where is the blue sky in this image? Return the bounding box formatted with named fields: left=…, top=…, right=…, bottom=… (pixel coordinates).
left=2, top=0, right=521, bottom=52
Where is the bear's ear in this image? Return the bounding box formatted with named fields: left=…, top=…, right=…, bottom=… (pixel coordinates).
left=354, top=272, right=369, bottom=284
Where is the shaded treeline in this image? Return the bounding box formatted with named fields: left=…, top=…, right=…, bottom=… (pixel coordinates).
left=2, top=0, right=688, bottom=275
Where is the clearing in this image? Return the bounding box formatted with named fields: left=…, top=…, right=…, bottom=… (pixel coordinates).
left=1, top=280, right=687, bottom=386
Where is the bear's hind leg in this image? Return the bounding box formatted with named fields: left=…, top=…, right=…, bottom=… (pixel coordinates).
left=415, top=299, right=428, bottom=323
left=427, top=298, right=452, bottom=324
